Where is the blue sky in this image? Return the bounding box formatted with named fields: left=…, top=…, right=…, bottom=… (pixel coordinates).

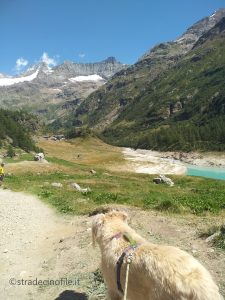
left=0, top=0, right=224, bottom=74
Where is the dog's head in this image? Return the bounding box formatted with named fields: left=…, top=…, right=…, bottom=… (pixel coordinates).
left=92, top=210, right=128, bottom=246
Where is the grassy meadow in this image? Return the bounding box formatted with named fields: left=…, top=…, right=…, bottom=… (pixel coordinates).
left=2, top=137, right=225, bottom=216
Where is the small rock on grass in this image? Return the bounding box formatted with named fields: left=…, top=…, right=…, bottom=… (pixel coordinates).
left=51, top=182, right=63, bottom=188
left=205, top=232, right=220, bottom=243
left=90, top=169, right=97, bottom=174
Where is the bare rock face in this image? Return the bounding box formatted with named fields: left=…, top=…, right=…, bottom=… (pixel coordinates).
left=168, top=101, right=183, bottom=116
left=53, top=57, right=124, bottom=80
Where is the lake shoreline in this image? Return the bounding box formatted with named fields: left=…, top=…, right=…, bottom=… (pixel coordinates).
left=123, top=148, right=225, bottom=176
left=158, top=151, right=225, bottom=168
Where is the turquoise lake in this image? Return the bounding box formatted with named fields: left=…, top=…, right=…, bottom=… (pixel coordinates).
left=187, top=166, right=225, bottom=180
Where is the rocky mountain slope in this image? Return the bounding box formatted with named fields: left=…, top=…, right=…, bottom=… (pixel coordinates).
left=0, top=57, right=126, bottom=120
left=101, top=16, right=225, bottom=151
left=74, top=9, right=225, bottom=130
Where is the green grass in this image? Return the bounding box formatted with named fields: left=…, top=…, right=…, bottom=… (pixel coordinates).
left=3, top=167, right=225, bottom=215
left=3, top=138, right=225, bottom=216
left=47, top=156, right=82, bottom=168
left=214, top=233, right=225, bottom=250
left=4, top=153, right=34, bottom=163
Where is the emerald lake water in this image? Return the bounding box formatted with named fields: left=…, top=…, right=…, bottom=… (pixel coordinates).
left=187, top=165, right=225, bottom=180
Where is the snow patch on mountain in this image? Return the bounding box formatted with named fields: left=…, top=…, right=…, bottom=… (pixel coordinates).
left=49, top=88, right=62, bottom=93
left=0, top=69, right=39, bottom=86
left=69, top=74, right=105, bottom=82
left=210, top=12, right=216, bottom=18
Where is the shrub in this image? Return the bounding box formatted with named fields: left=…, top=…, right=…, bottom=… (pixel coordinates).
left=7, top=145, right=16, bottom=158
left=154, top=199, right=181, bottom=213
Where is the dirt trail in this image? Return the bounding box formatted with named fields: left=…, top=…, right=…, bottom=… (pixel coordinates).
left=0, top=189, right=224, bottom=299
left=0, top=189, right=100, bottom=300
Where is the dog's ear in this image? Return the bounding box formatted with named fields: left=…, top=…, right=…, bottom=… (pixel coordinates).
left=118, top=211, right=128, bottom=222
left=92, top=213, right=105, bottom=247
left=109, top=210, right=128, bottom=222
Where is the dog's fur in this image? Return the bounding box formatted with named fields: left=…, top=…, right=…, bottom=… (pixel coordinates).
left=92, top=210, right=223, bottom=300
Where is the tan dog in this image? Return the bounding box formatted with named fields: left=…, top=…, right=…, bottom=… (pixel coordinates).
left=92, top=210, right=223, bottom=300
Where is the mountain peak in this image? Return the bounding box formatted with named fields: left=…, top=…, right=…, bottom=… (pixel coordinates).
left=194, top=16, right=225, bottom=48
left=139, top=8, right=225, bottom=62
left=212, top=8, right=225, bottom=17
left=103, top=57, right=117, bottom=64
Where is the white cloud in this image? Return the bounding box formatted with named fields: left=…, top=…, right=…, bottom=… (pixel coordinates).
left=41, top=52, right=57, bottom=67
left=15, top=58, right=28, bottom=72
left=78, top=53, right=85, bottom=58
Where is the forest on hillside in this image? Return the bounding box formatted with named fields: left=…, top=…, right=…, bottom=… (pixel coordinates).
left=0, top=109, right=39, bottom=151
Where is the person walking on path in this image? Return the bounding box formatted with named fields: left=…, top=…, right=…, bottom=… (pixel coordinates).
left=0, top=163, right=5, bottom=185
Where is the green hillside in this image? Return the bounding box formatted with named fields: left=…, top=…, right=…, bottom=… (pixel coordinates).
left=0, top=109, right=40, bottom=151
left=101, top=18, right=225, bottom=151
left=73, top=11, right=225, bottom=133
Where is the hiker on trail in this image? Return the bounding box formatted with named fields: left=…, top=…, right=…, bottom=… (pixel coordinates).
left=0, top=163, right=5, bottom=184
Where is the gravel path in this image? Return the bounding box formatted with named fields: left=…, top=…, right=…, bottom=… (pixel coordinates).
left=0, top=189, right=60, bottom=299
left=0, top=189, right=100, bottom=300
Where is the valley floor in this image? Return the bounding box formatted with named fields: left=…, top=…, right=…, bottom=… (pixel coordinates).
left=1, top=138, right=225, bottom=299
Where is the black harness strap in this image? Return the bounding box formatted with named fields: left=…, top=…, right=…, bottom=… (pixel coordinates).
left=116, top=251, right=127, bottom=293
left=116, top=244, right=138, bottom=294
left=112, top=232, right=141, bottom=294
